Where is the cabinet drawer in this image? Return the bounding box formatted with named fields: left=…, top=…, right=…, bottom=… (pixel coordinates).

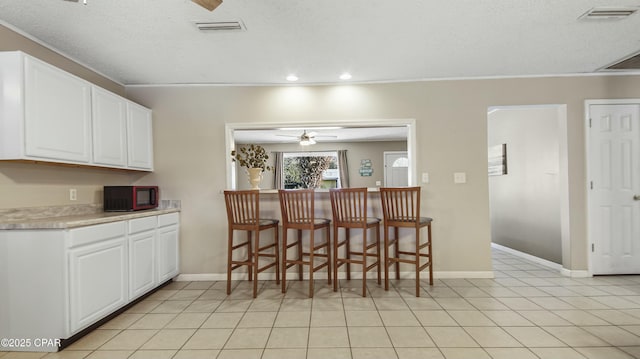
left=69, top=221, right=126, bottom=248
left=128, top=216, right=157, bottom=234
left=158, top=212, right=179, bottom=227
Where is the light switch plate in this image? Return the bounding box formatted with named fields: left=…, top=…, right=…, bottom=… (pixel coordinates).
left=421, top=172, right=429, bottom=183
left=454, top=172, right=466, bottom=184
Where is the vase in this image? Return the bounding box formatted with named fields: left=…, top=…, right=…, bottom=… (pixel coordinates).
left=247, top=168, right=263, bottom=190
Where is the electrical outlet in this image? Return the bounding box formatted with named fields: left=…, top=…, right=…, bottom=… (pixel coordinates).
left=69, top=188, right=77, bottom=201
left=375, top=180, right=381, bottom=186
left=454, top=172, right=467, bottom=184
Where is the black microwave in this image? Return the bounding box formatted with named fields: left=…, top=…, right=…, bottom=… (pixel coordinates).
left=104, top=186, right=159, bottom=212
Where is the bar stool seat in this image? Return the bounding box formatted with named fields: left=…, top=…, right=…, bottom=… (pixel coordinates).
left=224, top=190, right=280, bottom=298
left=330, top=187, right=381, bottom=297
left=380, top=186, right=433, bottom=297
left=279, top=188, right=332, bottom=298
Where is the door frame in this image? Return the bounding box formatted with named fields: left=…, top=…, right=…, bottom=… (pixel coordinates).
left=585, top=99, right=640, bottom=275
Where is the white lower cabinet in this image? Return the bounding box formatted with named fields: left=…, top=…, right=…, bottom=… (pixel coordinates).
left=157, top=213, right=180, bottom=283
left=0, top=212, right=179, bottom=352
left=69, top=235, right=128, bottom=333
left=128, top=216, right=157, bottom=300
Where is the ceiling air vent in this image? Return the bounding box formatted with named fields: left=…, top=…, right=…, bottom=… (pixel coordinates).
left=605, top=51, right=640, bottom=70
left=579, top=7, right=638, bottom=20
left=195, top=21, right=245, bottom=31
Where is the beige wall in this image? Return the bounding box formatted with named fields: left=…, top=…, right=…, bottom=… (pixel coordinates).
left=4, top=24, right=640, bottom=276
left=125, top=76, right=640, bottom=276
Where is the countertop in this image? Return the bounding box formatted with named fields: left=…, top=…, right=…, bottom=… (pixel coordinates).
left=0, top=202, right=181, bottom=230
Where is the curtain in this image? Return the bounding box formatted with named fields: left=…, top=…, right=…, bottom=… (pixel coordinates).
left=273, top=151, right=284, bottom=189
left=337, top=149, right=349, bottom=188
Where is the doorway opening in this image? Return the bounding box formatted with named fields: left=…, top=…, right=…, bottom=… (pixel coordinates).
left=487, top=105, right=571, bottom=274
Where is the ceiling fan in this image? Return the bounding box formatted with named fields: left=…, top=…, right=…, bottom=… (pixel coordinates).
left=277, top=130, right=337, bottom=146
left=192, top=0, right=223, bottom=12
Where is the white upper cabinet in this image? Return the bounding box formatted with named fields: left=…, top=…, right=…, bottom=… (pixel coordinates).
left=24, top=56, right=92, bottom=163
left=0, top=51, right=153, bottom=171
left=126, top=102, right=154, bottom=171
left=92, top=86, right=127, bottom=167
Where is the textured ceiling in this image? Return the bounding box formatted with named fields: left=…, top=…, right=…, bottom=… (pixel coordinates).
left=1, top=0, right=640, bottom=85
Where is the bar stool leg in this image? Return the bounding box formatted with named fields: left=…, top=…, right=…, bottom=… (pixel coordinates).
left=394, top=226, right=400, bottom=280
left=376, top=224, right=381, bottom=285
left=274, top=226, right=280, bottom=285
left=333, top=225, right=339, bottom=292
left=247, top=231, right=253, bottom=281
left=227, top=229, right=233, bottom=295
left=281, top=228, right=288, bottom=293
left=415, top=227, right=420, bottom=297
left=346, top=228, right=351, bottom=280
left=384, top=224, right=390, bottom=291
left=428, top=224, right=433, bottom=285
left=362, top=228, right=367, bottom=297
left=309, top=230, right=315, bottom=298
left=297, top=229, right=303, bottom=281
left=326, top=226, right=332, bottom=285
left=253, top=230, right=259, bottom=298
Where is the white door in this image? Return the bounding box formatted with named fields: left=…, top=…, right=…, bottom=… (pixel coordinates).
left=384, top=151, right=409, bottom=187
left=589, top=104, right=640, bottom=274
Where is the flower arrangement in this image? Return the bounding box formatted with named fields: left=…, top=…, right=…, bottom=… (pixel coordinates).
left=230, top=144, right=273, bottom=172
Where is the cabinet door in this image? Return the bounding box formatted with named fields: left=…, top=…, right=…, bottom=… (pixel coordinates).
left=127, top=102, right=154, bottom=170
left=24, top=56, right=92, bottom=163
left=129, top=230, right=156, bottom=300
left=92, top=87, right=127, bottom=167
left=69, top=237, right=127, bottom=334
left=157, top=224, right=179, bottom=283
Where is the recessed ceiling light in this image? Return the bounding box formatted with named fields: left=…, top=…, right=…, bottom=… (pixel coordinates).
left=286, top=74, right=299, bottom=82
left=339, top=72, right=352, bottom=80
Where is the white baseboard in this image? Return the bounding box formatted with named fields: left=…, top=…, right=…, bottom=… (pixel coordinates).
left=175, top=270, right=494, bottom=282
left=491, top=242, right=592, bottom=278
left=491, top=242, right=562, bottom=270
left=560, top=268, right=591, bottom=278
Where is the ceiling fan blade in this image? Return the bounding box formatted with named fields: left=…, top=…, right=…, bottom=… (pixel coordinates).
left=307, top=131, right=318, bottom=137
left=315, top=135, right=338, bottom=138
left=192, top=0, right=223, bottom=11
left=275, top=134, right=299, bottom=138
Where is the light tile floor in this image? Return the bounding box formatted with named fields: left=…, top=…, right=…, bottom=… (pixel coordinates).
left=3, top=248, right=640, bottom=358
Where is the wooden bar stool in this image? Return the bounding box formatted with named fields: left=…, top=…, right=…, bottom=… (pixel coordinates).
left=278, top=189, right=332, bottom=298
left=329, top=187, right=381, bottom=297
left=379, top=186, right=433, bottom=297
left=224, top=190, right=279, bottom=298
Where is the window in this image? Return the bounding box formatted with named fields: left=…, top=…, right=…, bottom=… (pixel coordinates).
left=282, top=151, right=340, bottom=189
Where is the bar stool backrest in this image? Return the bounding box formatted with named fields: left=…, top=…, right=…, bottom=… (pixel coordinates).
left=329, top=187, right=368, bottom=227
left=278, top=189, right=316, bottom=226
left=224, top=190, right=260, bottom=229
left=379, top=186, right=421, bottom=227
